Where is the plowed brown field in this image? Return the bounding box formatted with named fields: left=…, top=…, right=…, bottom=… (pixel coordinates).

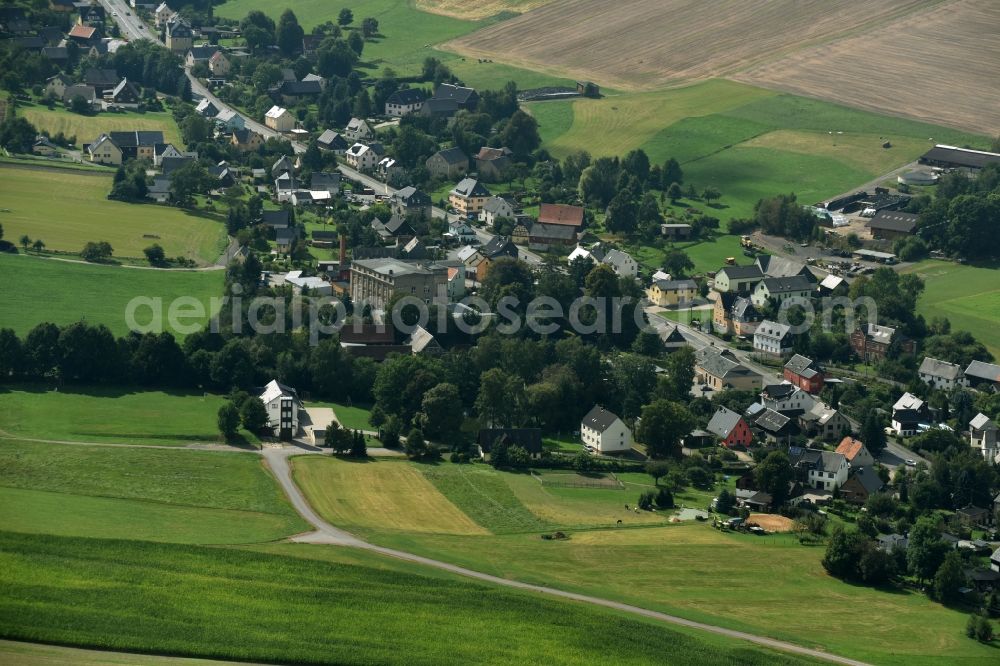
left=736, top=0, right=1000, bottom=135
left=445, top=0, right=940, bottom=90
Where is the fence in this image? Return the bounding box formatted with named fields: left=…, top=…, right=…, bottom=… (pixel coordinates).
left=531, top=470, right=624, bottom=489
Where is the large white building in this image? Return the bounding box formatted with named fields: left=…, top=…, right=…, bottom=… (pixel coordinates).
left=918, top=357, right=968, bottom=390
left=264, top=105, right=294, bottom=132
left=789, top=447, right=849, bottom=491
left=580, top=405, right=633, bottom=453
left=345, top=143, right=378, bottom=171
left=753, top=320, right=793, bottom=357
left=259, top=379, right=302, bottom=440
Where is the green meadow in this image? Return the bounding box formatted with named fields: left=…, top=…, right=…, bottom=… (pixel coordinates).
left=0, top=532, right=815, bottom=666
left=0, top=385, right=243, bottom=446
left=0, top=166, right=226, bottom=263
left=19, top=103, right=184, bottom=148
left=0, top=253, right=223, bottom=337
left=0, top=440, right=306, bottom=543
left=290, top=457, right=998, bottom=666
left=899, top=260, right=1000, bottom=359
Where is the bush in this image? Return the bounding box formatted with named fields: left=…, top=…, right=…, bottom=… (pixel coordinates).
left=975, top=616, right=993, bottom=642
left=637, top=490, right=657, bottom=511
left=655, top=487, right=674, bottom=509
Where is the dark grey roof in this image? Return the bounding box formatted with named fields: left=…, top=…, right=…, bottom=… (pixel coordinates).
left=109, top=130, right=164, bottom=148
left=310, top=172, right=340, bottom=191
left=869, top=210, right=918, bottom=233
left=717, top=265, right=763, bottom=280
left=788, top=446, right=846, bottom=473
left=188, top=45, right=218, bottom=61
left=848, top=467, right=883, bottom=495
left=964, top=360, right=1000, bottom=383
left=697, top=348, right=755, bottom=381
left=754, top=408, right=791, bottom=433
left=160, top=156, right=194, bottom=175
left=707, top=406, right=743, bottom=438
left=452, top=178, right=491, bottom=198
left=317, top=130, right=348, bottom=148
left=755, top=320, right=792, bottom=341
left=482, top=235, right=518, bottom=259
left=261, top=210, right=291, bottom=229
left=85, top=68, right=119, bottom=87
left=387, top=88, right=425, bottom=106
left=529, top=222, right=577, bottom=241
left=478, top=428, right=542, bottom=455
left=432, top=146, right=468, bottom=165
left=785, top=354, right=819, bottom=378
left=421, top=97, right=459, bottom=116
left=394, top=186, right=431, bottom=206
left=433, top=83, right=477, bottom=105
left=762, top=383, right=796, bottom=400
left=918, top=357, right=964, bottom=380
left=275, top=228, right=297, bottom=244
left=42, top=46, right=68, bottom=60
left=653, top=279, right=698, bottom=291
left=920, top=145, right=1000, bottom=170
left=581, top=405, right=622, bottom=433
left=278, top=80, right=322, bottom=96
left=731, top=297, right=760, bottom=322
left=147, top=175, right=171, bottom=195
left=759, top=275, right=814, bottom=294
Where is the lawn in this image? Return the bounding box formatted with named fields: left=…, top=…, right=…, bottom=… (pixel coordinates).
left=899, top=259, right=1000, bottom=359
left=0, top=531, right=815, bottom=666
left=0, top=165, right=226, bottom=263
left=0, top=440, right=306, bottom=543
left=628, top=232, right=744, bottom=275
left=0, top=639, right=257, bottom=666
left=19, top=103, right=183, bottom=148
left=0, top=253, right=223, bottom=337
left=290, top=458, right=996, bottom=665
left=530, top=80, right=988, bottom=223
left=291, top=456, right=488, bottom=536
left=0, top=385, right=246, bottom=446
left=307, top=400, right=375, bottom=431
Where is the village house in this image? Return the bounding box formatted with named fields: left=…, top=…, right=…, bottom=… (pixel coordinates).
left=391, top=186, right=432, bottom=219
left=713, top=264, right=763, bottom=294
left=474, top=146, right=513, bottom=181
left=196, top=98, right=219, bottom=118
left=918, top=357, right=968, bottom=390
left=316, top=129, right=349, bottom=154
left=537, top=203, right=585, bottom=231
left=788, top=447, right=849, bottom=491
left=214, top=108, right=244, bottom=131
left=447, top=219, right=478, bottom=245
left=479, top=196, right=515, bottom=226
left=522, top=222, right=575, bottom=250
left=104, top=78, right=140, bottom=109
left=408, top=325, right=443, bottom=356
left=208, top=51, right=231, bottom=77
left=31, top=136, right=60, bottom=156
left=258, top=379, right=302, bottom=440
left=850, top=323, right=916, bottom=362
left=344, top=117, right=374, bottom=142
left=756, top=254, right=815, bottom=281
left=601, top=249, right=638, bottom=278
left=970, top=413, right=999, bottom=463
left=836, top=437, right=876, bottom=468
left=264, top=106, right=294, bottom=132
left=146, top=175, right=171, bottom=203
left=231, top=128, right=264, bottom=153
left=385, top=88, right=425, bottom=116
left=751, top=407, right=796, bottom=444
left=44, top=73, right=72, bottom=99
left=891, top=392, right=926, bottom=436
left=750, top=275, right=813, bottom=308
left=646, top=279, right=698, bottom=307
left=155, top=2, right=174, bottom=26
left=84, top=68, right=120, bottom=95
left=759, top=382, right=816, bottom=416
left=272, top=80, right=323, bottom=104
left=712, top=293, right=760, bottom=335
left=185, top=45, right=219, bottom=68
left=68, top=23, right=100, bottom=46
left=695, top=348, right=762, bottom=392
left=371, top=215, right=416, bottom=243
left=799, top=403, right=851, bottom=440
left=426, top=147, right=469, bottom=180
left=753, top=320, right=793, bottom=358
left=449, top=178, right=491, bottom=216
left=580, top=405, right=633, bottom=454
left=473, top=235, right=519, bottom=280
left=964, top=360, right=1000, bottom=391
left=477, top=429, right=542, bottom=461
left=377, top=157, right=401, bottom=180
left=660, top=223, right=693, bottom=241
left=164, top=16, right=193, bottom=53
left=783, top=354, right=824, bottom=393
left=707, top=406, right=753, bottom=448
left=840, top=467, right=884, bottom=504
left=431, top=83, right=478, bottom=111
left=152, top=143, right=182, bottom=166
left=345, top=143, right=378, bottom=171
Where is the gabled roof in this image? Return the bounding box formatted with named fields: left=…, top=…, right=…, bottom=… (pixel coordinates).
left=109, top=130, right=164, bottom=147
left=756, top=254, right=814, bottom=281
left=310, top=172, right=340, bottom=192
left=537, top=203, right=584, bottom=227
left=109, top=78, right=138, bottom=100
left=394, top=186, right=431, bottom=206
left=451, top=177, right=491, bottom=198
left=478, top=428, right=542, bottom=455
left=387, top=88, right=425, bottom=106
left=475, top=146, right=512, bottom=162
left=261, top=210, right=291, bottom=229
left=754, top=408, right=791, bottom=434
left=755, top=320, right=792, bottom=341
left=187, top=45, right=218, bottom=61
left=581, top=405, right=623, bottom=433
left=277, top=80, right=322, bottom=96
left=788, top=447, right=845, bottom=473
left=918, top=357, right=964, bottom=381
left=483, top=196, right=513, bottom=215
left=836, top=437, right=867, bottom=462
left=716, top=264, right=763, bottom=280
left=602, top=248, right=633, bottom=271
left=758, top=275, right=814, bottom=294
left=529, top=223, right=576, bottom=241
left=653, top=279, right=698, bottom=291
left=482, top=235, right=518, bottom=259
left=970, top=413, right=996, bottom=431
left=848, top=467, right=884, bottom=494
left=68, top=24, right=97, bottom=40
left=196, top=98, right=219, bottom=116
left=869, top=210, right=918, bottom=233
left=84, top=68, right=119, bottom=87
left=784, top=354, right=819, bottom=378
left=762, top=382, right=797, bottom=400
left=408, top=325, right=439, bottom=353
left=731, top=296, right=760, bottom=322
left=259, top=379, right=299, bottom=405
left=697, top=348, right=756, bottom=381
left=265, top=105, right=289, bottom=119
left=892, top=392, right=924, bottom=412
left=432, top=146, right=468, bottom=165
left=433, top=83, right=477, bottom=104
left=965, top=360, right=1000, bottom=383
left=707, top=406, right=744, bottom=438
left=865, top=323, right=897, bottom=345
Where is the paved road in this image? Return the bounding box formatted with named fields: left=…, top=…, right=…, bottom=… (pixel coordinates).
left=98, top=0, right=153, bottom=42
left=264, top=444, right=869, bottom=665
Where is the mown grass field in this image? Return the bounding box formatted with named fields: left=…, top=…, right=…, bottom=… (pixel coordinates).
left=18, top=103, right=184, bottom=148
left=0, top=639, right=254, bottom=666
left=0, top=385, right=245, bottom=446
left=0, top=440, right=306, bottom=543
left=0, top=253, right=223, bottom=337
left=290, top=458, right=997, bottom=665
left=0, top=532, right=815, bottom=666
left=0, top=166, right=225, bottom=263
left=899, top=259, right=1000, bottom=359
left=308, top=400, right=375, bottom=431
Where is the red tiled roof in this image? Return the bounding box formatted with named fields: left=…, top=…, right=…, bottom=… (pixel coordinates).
left=69, top=24, right=96, bottom=39
left=538, top=203, right=584, bottom=227
left=836, top=437, right=865, bottom=462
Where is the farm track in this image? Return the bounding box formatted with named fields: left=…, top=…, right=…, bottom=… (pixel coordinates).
left=263, top=446, right=872, bottom=666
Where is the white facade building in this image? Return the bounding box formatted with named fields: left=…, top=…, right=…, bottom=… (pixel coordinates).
left=580, top=405, right=633, bottom=453
left=259, top=379, right=302, bottom=439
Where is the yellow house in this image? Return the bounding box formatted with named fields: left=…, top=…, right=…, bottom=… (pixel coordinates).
left=449, top=177, right=491, bottom=216
left=646, top=278, right=698, bottom=307
left=87, top=134, right=122, bottom=165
